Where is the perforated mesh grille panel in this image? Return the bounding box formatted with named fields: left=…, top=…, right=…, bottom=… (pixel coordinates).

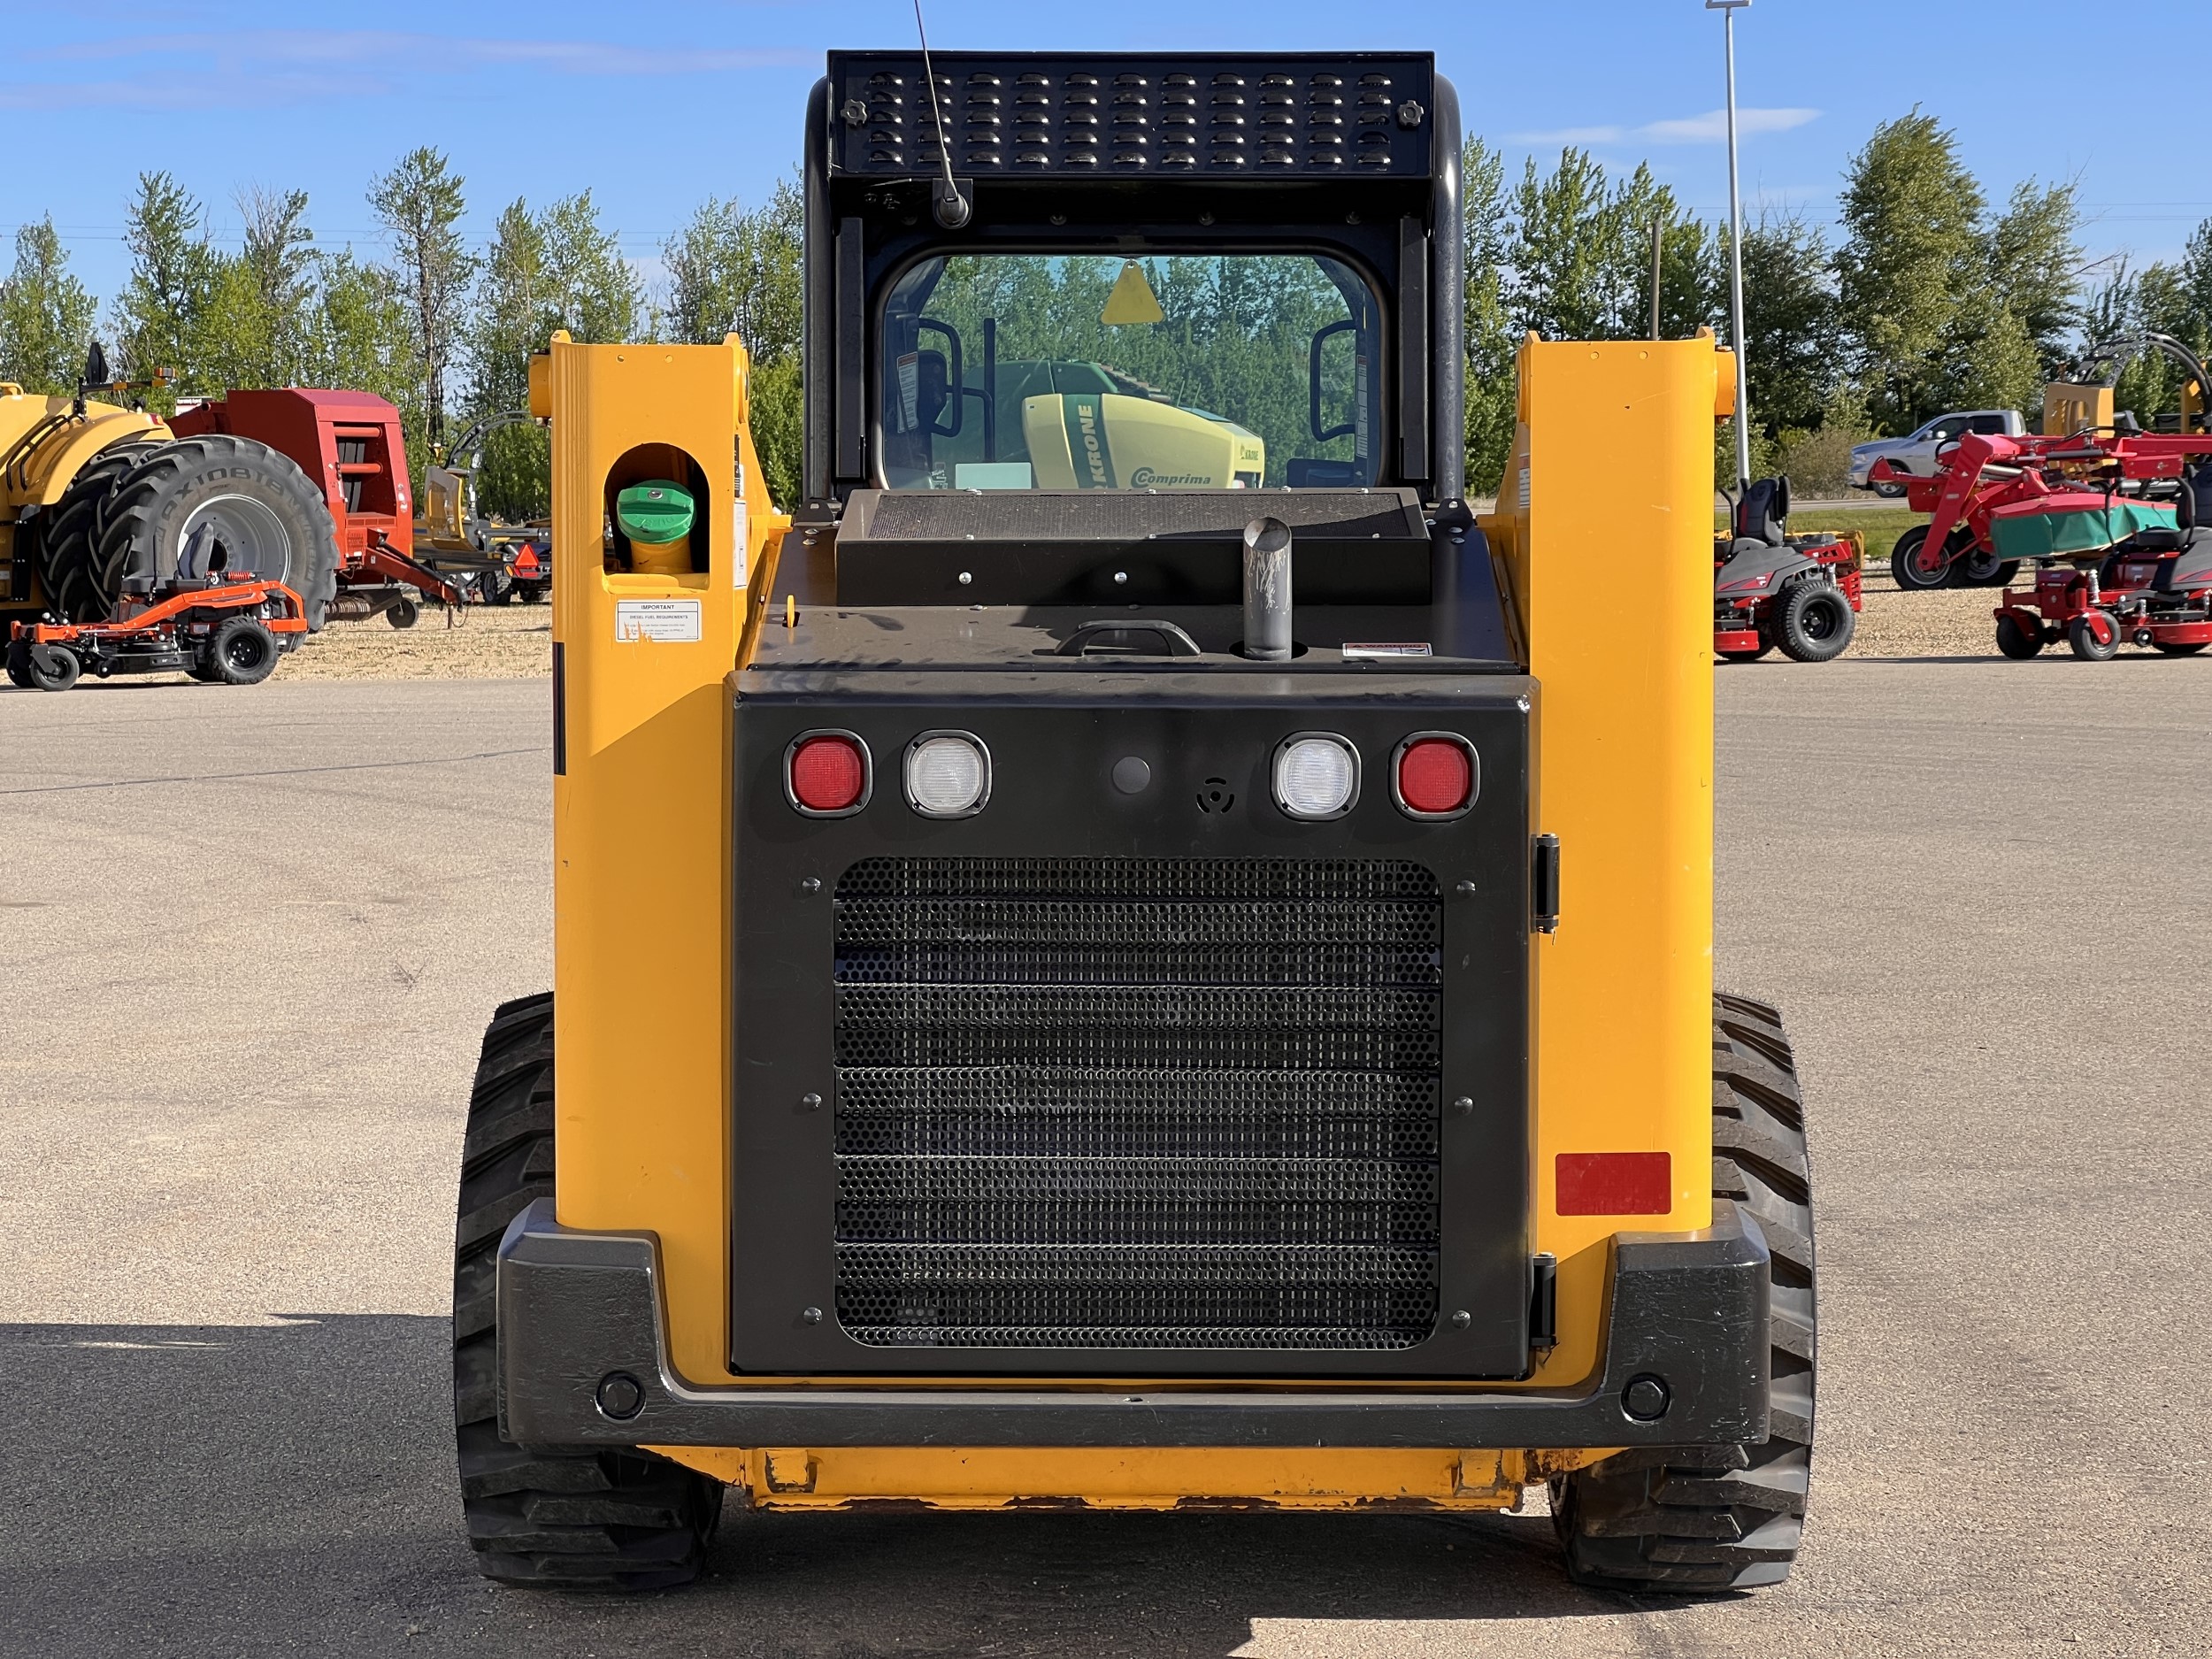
left=832, top=856, right=1441, bottom=1349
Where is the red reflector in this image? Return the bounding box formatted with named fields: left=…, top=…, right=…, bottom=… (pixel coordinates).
left=1397, top=738, right=1472, bottom=814
left=1556, top=1151, right=1671, bottom=1216
left=789, top=735, right=866, bottom=812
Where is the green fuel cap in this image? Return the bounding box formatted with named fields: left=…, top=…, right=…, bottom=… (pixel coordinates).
left=614, top=480, right=695, bottom=544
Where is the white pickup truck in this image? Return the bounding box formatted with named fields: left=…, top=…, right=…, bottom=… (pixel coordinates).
left=1849, top=410, right=2027, bottom=495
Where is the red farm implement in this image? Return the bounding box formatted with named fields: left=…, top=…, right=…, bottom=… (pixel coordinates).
left=1870, top=426, right=2212, bottom=660
left=6, top=572, right=307, bottom=691
left=170, top=390, right=472, bottom=626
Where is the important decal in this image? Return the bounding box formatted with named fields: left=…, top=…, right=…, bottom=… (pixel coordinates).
left=614, top=598, right=703, bottom=643
left=1128, top=467, right=1212, bottom=488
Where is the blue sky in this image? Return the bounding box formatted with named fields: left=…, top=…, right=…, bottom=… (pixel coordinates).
left=6, top=0, right=2204, bottom=311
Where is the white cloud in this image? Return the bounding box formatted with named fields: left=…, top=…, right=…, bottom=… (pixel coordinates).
left=1509, top=107, right=1820, bottom=149
left=12, top=29, right=803, bottom=109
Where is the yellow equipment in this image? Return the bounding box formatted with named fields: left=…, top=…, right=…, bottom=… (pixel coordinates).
left=453, top=49, right=1816, bottom=1598
left=2, top=345, right=341, bottom=640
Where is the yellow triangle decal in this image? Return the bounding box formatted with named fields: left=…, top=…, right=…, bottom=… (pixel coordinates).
left=1101, top=260, right=1164, bottom=326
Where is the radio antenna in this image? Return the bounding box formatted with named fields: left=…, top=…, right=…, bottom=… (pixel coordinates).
left=912, top=0, right=971, bottom=228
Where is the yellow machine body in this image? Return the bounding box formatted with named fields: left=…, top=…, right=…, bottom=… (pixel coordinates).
left=0, top=385, right=169, bottom=614
left=2044, top=380, right=2114, bottom=437
left=543, top=330, right=1723, bottom=1510
left=1018, top=391, right=1264, bottom=488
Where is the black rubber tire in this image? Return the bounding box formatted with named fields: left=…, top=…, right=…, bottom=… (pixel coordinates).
left=32, top=438, right=164, bottom=622
left=455, top=994, right=725, bottom=1589
left=1773, top=580, right=1855, bottom=663
left=4, top=638, right=33, bottom=689
left=90, top=435, right=340, bottom=630
left=2154, top=641, right=2208, bottom=657
left=388, top=595, right=422, bottom=630
left=1870, top=480, right=1906, bottom=499
left=1888, top=524, right=1958, bottom=592
left=1956, top=550, right=2021, bottom=588
left=484, top=569, right=515, bottom=606
left=24, top=641, right=81, bottom=692
left=2068, top=613, right=2120, bottom=661
left=1995, top=613, right=2044, bottom=659
left=1551, top=993, right=1816, bottom=1594
left=204, top=616, right=280, bottom=685
left=521, top=582, right=548, bottom=605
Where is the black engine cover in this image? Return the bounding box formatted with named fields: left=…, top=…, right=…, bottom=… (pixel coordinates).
left=730, top=664, right=1533, bottom=1379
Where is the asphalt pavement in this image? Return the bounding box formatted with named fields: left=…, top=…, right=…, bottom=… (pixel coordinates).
left=1, top=663, right=2206, bottom=1657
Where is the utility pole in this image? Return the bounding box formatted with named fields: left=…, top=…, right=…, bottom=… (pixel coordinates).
left=1708, top=0, right=1753, bottom=492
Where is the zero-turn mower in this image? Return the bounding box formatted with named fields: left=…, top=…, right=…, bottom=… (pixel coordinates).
left=454, top=48, right=1817, bottom=1597
left=1714, top=476, right=1861, bottom=662
left=5, top=571, right=306, bottom=690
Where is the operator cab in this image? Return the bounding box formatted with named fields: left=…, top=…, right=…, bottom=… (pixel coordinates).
left=784, top=50, right=1507, bottom=659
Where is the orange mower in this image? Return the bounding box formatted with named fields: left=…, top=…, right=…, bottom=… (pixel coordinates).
left=5, top=572, right=307, bottom=691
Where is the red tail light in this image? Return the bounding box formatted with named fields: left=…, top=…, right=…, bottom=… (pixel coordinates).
left=787, top=732, right=870, bottom=816
left=1392, top=733, right=1476, bottom=818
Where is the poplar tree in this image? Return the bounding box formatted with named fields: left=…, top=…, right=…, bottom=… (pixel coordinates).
left=0, top=218, right=96, bottom=396
left=369, top=147, right=475, bottom=440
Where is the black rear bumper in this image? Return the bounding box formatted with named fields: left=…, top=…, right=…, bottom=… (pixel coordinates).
left=495, top=1198, right=1770, bottom=1450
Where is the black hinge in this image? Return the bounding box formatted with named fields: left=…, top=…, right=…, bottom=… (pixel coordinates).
left=1531, top=833, right=1560, bottom=934
left=1528, top=1252, right=1557, bottom=1349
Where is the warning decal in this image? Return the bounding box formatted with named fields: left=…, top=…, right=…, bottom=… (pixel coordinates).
left=614, top=598, right=703, bottom=643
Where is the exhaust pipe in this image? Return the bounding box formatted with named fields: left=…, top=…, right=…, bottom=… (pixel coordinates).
left=1242, top=516, right=1294, bottom=661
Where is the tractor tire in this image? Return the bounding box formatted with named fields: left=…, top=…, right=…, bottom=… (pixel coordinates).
left=90, top=435, right=340, bottom=630
left=1773, top=581, right=1855, bottom=663
left=23, top=641, right=81, bottom=692
left=1550, top=993, right=1816, bottom=1594
left=1995, top=613, right=2044, bottom=659
left=2068, top=613, right=2120, bottom=661
left=1956, top=550, right=2020, bottom=588
left=454, top=993, right=725, bottom=1589
left=32, top=438, right=164, bottom=622
left=1888, top=524, right=1958, bottom=592
left=204, top=616, right=280, bottom=686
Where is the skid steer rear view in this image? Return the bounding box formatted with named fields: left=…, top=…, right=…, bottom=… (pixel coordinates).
left=455, top=48, right=1816, bottom=1594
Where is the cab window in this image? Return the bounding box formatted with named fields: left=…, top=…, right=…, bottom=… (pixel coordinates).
left=878, top=252, right=1382, bottom=490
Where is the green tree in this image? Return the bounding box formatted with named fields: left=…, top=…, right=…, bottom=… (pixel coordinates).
left=111, top=172, right=211, bottom=408
left=309, top=251, right=425, bottom=438
left=1834, top=111, right=1985, bottom=430
left=1738, top=213, right=1839, bottom=440
left=0, top=216, right=97, bottom=396
left=1984, top=178, right=2082, bottom=374
left=1462, top=136, right=1517, bottom=496
left=369, top=147, right=475, bottom=441
left=540, top=191, right=640, bottom=343
left=662, top=179, right=805, bottom=505
left=1507, top=149, right=1617, bottom=342
left=191, top=187, right=317, bottom=389
left=466, top=200, right=553, bottom=518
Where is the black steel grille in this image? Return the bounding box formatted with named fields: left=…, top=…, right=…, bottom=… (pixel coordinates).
left=832, top=856, right=1441, bottom=1350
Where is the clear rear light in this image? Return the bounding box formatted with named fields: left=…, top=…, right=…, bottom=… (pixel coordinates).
left=1392, top=733, right=1477, bottom=818
left=786, top=731, right=871, bottom=816
left=1272, top=733, right=1360, bottom=820
left=904, top=731, right=991, bottom=817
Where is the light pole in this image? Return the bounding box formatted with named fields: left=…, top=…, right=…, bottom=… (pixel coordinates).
left=1708, top=0, right=1753, bottom=493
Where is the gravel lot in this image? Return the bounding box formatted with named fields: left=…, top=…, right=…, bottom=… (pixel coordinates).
left=3, top=662, right=2207, bottom=1655
left=266, top=569, right=2023, bottom=684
